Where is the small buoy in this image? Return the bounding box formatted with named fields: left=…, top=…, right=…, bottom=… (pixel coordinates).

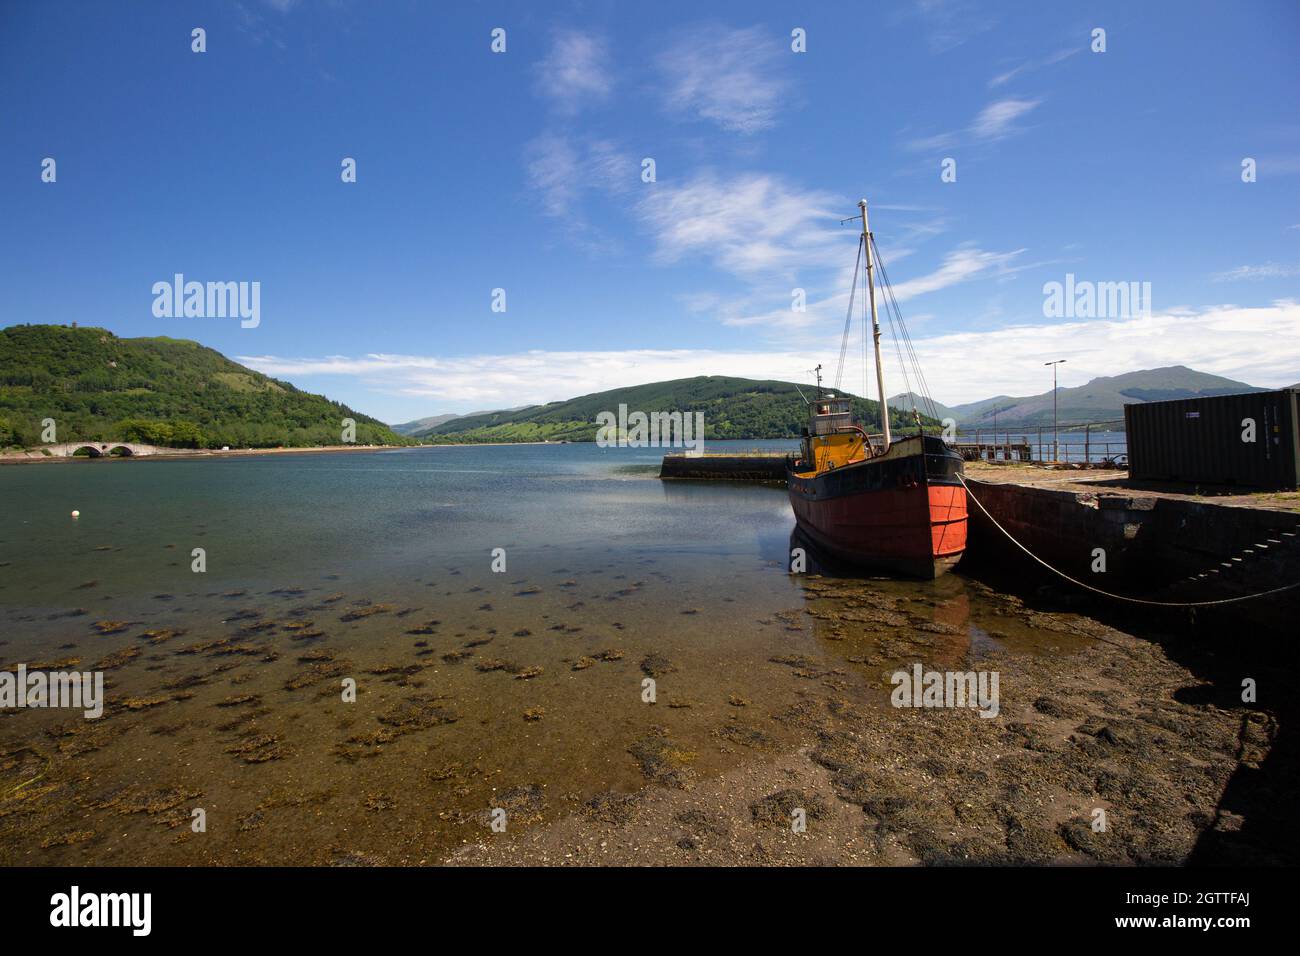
left=71, top=510, right=80, bottom=518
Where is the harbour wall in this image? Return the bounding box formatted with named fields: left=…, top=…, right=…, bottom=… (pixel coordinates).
left=659, top=454, right=787, bottom=481
left=654, top=452, right=1300, bottom=619
left=961, top=478, right=1300, bottom=622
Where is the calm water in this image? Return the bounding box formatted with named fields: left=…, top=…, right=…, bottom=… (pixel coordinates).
left=0, top=441, right=801, bottom=612
left=0, top=442, right=1080, bottom=864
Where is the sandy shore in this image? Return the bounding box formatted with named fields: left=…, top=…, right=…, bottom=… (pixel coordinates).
left=444, top=576, right=1290, bottom=866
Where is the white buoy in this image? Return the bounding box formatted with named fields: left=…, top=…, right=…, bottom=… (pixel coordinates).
left=71, top=510, right=80, bottom=518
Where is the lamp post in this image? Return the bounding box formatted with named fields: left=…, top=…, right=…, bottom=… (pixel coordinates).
left=1045, top=359, right=1066, bottom=462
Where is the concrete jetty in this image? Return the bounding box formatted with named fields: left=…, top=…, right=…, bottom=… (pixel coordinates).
left=659, top=452, right=787, bottom=481
left=960, top=464, right=1300, bottom=624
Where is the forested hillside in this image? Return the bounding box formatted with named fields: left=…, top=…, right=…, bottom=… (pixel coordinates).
left=0, top=325, right=403, bottom=449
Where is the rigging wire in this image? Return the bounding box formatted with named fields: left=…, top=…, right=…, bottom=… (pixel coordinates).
left=833, top=236, right=863, bottom=392
left=871, top=233, right=941, bottom=425
left=876, top=237, right=934, bottom=421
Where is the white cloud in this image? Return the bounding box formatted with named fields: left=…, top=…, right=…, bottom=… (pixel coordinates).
left=657, top=26, right=787, bottom=133
left=239, top=302, right=1300, bottom=415
left=524, top=133, right=632, bottom=253
left=1211, top=262, right=1300, bottom=281
left=240, top=349, right=831, bottom=411
left=534, top=31, right=612, bottom=114
left=716, top=245, right=1025, bottom=331
left=907, top=96, right=1042, bottom=152
left=910, top=0, right=996, bottom=54
left=636, top=172, right=841, bottom=278
left=989, top=48, right=1079, bottom=88
left=633, top=173, right=1005, bottom=335
left=888, top=247, right=1026, bottom=299
left=525, top=133, right=581, bottom=218
left=907, top=300, right=1300, bottom=403
left=970, top=97, right=1041, bottom=139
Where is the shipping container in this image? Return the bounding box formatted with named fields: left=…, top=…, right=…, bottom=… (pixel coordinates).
left=1124, top=388, right=1300, bottom=489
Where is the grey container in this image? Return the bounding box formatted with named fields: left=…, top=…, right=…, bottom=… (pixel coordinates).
left=1124, top=388, right=1300, bottom=489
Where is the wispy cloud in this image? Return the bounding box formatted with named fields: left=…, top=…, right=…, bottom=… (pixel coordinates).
left=633, top=173, right=986, bottom=334
left=240, top=301, right=1300, bottom=415
left=889, top=246, right=1026, bottom=298
left=636, top=172, right=840, bottom=277
left=534, top=30, right=612, bottom=114
left=907, top=96, right=1042, bottom=152
left=989, top=48, right=1079, bottom=88
left=720, top=245, right=1026, bottom=331
left=1211, top=262, right=1300, bottom=281
left=970, top=97, right=1041, bottom=139
left=525, top=133, right=632, bottom=254
left=657, top=25, right=787, bottom=134
left=233, top=1, right=290, bottom=47
left=910, top=0, right=997, bottom=54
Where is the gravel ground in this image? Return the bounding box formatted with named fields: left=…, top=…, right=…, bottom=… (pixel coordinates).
left=446, top=584, right=1283, bottom=866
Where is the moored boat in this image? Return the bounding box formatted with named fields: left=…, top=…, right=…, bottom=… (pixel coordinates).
left=786, top=200, right=967, bottom=578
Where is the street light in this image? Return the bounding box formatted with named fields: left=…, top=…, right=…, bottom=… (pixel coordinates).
left=1045, top=359, right=1067, bottom=462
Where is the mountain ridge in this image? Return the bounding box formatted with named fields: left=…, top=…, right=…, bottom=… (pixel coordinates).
left=891, top=366, right=1267, bottom=428
left=415, top=376, right=933, bottom=443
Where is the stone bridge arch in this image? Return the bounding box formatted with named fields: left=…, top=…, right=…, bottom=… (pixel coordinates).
left=42, top=442, right=160, bottom=458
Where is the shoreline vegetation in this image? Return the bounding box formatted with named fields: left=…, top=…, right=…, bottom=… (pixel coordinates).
left=0, top=441, right=570, bottom=464
left=0, top=439, right=789, bottom=465
left=0, top=325, right=405, bottom=451
left=0, top=443, right=406, bottom=464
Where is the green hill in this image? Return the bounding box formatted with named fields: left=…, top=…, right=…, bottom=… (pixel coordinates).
left=0, top=324, right=404, bottom=449
left=416, top=376, right=938, bottom=443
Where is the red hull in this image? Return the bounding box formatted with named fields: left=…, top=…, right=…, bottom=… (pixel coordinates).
left=789, top=481, right=968, bottom=579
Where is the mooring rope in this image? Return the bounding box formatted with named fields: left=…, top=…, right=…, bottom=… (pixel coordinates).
left=956, top=474, right=1300, bottom=607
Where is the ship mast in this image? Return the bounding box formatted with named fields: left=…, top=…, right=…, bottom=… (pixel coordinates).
left=859, top=200, right=891, bottom=447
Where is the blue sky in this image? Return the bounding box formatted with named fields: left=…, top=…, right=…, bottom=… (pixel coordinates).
left=2, top=0, right=1298, bottom=423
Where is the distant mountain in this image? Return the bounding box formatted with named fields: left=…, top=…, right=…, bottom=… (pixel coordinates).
left=392, top=406, right=529, bottom=435
left=887, top=391, right=959, bottom=423
left=391, top=413, right=461, bottom=435
left=416, top=376, right=938, bottom=443
left=900, top=366, right=1266, bottom=428
left=0, top=325, right=405, bottom=449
